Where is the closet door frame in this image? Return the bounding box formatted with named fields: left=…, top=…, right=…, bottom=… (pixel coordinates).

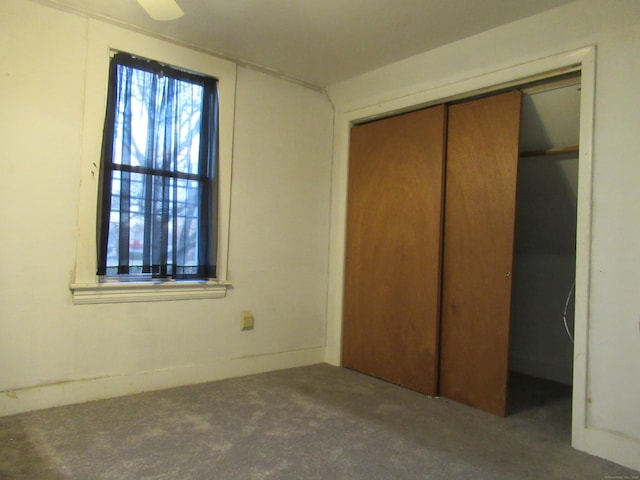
left=326, top=47, right=595, bottom=453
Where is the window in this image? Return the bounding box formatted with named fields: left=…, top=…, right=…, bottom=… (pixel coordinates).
left=97, top=52, right=218, bottom=281
left=71, top=22, right=235, bottom=304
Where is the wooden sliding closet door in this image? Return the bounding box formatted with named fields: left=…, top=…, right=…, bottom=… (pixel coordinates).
left=342, top=105, right=446, bottom=396
left=440, top=91, right=522, bottom=416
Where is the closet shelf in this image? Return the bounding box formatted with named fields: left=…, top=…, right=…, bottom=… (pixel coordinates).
left=520, top=145, right=579, bottom=158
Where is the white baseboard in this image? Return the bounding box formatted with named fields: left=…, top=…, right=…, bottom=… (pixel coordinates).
left=0, top=347, right=324, bottom=417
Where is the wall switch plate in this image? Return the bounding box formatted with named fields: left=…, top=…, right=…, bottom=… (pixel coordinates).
left=241, top=310, right=254, bottom=331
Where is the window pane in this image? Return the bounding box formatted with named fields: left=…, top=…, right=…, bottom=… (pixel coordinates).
left=98, top=52, right=217, bottom=280
left=111, top=66, right=204, bottom=175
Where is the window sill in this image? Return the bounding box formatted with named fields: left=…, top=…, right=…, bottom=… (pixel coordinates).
left=70, top=280, right=231, bottom=305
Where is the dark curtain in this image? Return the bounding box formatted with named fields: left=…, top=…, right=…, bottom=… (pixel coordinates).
left=97, top=52, right=218, bottom=280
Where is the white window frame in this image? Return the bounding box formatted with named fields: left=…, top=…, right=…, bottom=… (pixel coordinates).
left=70, top=20, right=236, bottom=304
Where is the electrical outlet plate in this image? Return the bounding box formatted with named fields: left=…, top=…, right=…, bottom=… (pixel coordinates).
left=241, top=310, right=254, bottom=330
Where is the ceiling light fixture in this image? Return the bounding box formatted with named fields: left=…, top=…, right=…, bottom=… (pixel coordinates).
left=136, top=0, right=184, bottom=21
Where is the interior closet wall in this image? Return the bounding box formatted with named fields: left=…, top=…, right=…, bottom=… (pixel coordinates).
left=509, top=83, right=580, bottom=385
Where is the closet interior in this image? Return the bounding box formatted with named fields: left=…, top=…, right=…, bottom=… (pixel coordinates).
left=341, top=73, right=580, bottom=419
left=509, top=77, right=579, bottom=411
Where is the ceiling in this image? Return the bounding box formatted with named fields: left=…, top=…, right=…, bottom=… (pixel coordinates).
left=43, top=0, right=575, bottom=88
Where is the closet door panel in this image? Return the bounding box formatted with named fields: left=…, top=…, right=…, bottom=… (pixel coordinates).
left=440, top=91, right=522, bottom=416
left=342, top=105, right=446, bottom=395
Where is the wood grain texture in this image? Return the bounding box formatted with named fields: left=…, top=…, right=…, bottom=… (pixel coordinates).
left=342, top=105, right=446, bottom=395
left=440, top=91, right=522, bottom=416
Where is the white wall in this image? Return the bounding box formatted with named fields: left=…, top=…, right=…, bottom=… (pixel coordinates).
left=0, top=0, right=333, bottom=413
left=326, top=0, right=640, bottom=470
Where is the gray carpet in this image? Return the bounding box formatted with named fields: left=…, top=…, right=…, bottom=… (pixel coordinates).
left=0, top=364, right=637, bottom=479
